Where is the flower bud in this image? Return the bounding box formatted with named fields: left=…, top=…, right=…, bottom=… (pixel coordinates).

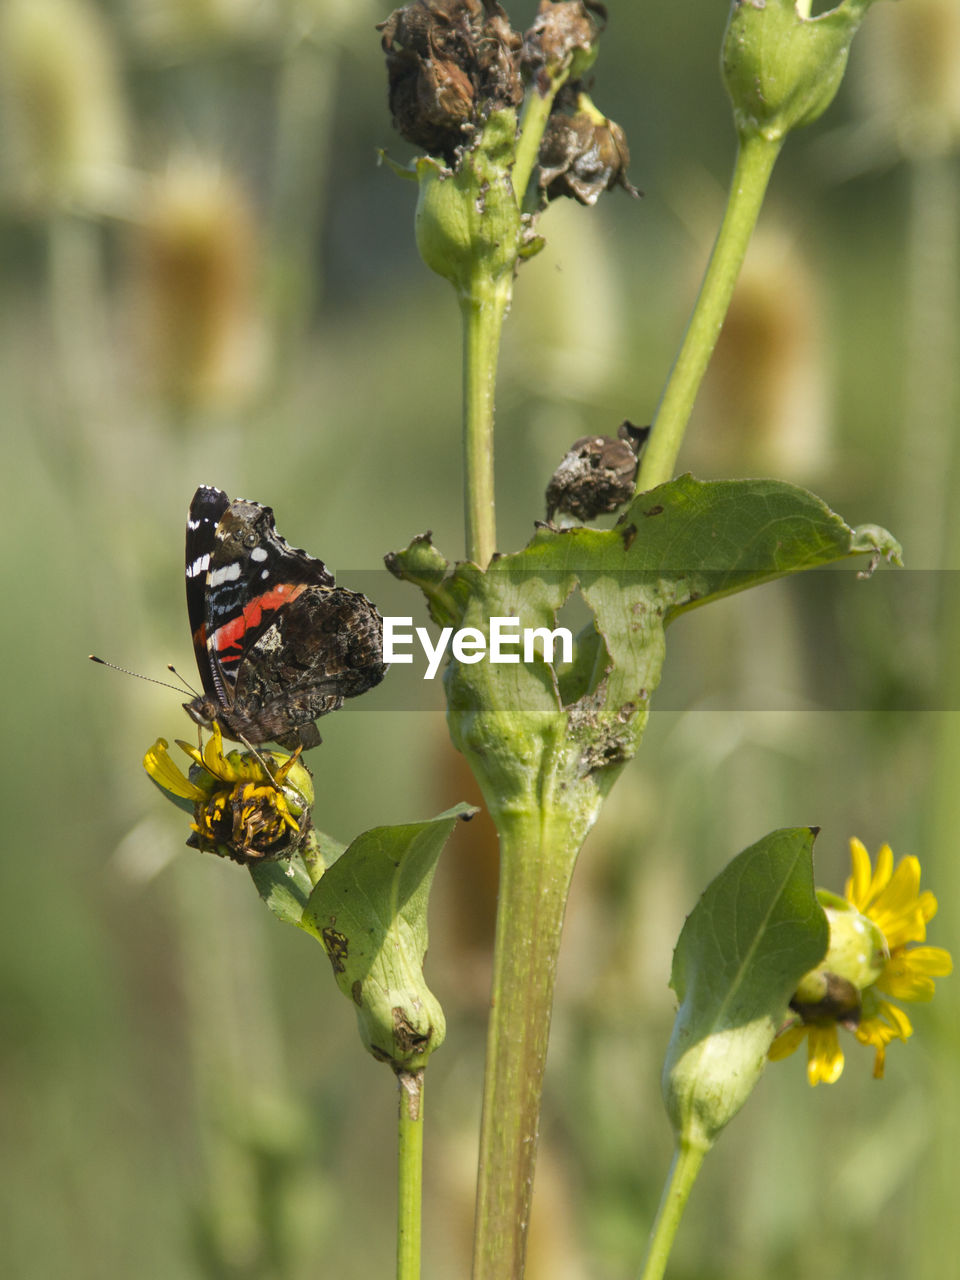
left=722, top=0, right=878, bottom=142
left=413, top=109, right=522, bottom=290
left=791, top=889, right=887, bottom=1008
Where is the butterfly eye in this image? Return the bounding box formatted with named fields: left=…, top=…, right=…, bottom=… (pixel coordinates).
left=243, top=532, right=259, bottom=549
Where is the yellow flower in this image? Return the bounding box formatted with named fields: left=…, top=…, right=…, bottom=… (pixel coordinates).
left=144, top=722, right=314, bottom=864
left=769, top=838, right=952, bottom=1085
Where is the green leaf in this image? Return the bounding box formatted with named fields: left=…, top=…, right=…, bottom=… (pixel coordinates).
left=249, top=829, right=346, bottom=926
left=249, top=853, right=315, bottom=926
left=662, top=828, right=829, bottom=1150
left=392, top=476, right=898, bottom=836
left=300, top=804, right=476, bottom=1070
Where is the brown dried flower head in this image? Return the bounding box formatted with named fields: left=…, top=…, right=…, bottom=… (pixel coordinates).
left=546, top=420, right=649, bottom=522
left=379, top=0, right=523, bottom=164
left=521, top=0, right=607, bottom=92
left=539, top=84, right=636, bottom=205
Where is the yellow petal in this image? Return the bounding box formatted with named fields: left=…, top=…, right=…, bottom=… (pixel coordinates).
left=918, top=889, right=938, bottom=924
left=907, top=945, right=953, bottom=976
left=143, top=738, right=204, bottom=800
left=877, top=999, right=913, bottom=1039
left=868, top=856, right=928, bottom=948
left=872, top=843, right=894, bottom=899
left=202, top=721, right=235, bottom=779
left=878, top=957, right=936, bottom=1002
left=807, top=1024, right=844, bottom=1086
left=768, top=1023, right=806, bottom=1061
left=879, top=945, right=953, bottom=1001
left=174, top=739, right=204, bottom=769
left=846, top=837, right=873, bottom=908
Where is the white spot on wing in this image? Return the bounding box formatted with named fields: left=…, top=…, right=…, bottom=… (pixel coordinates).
left=187, top=554, right=210, bottom=579
left=209, top=562, right=242, bottom=587
left=250, top=546, right=268, bottom=562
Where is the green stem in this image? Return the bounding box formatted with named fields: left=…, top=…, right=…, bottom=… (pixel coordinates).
left=638, top=1140, right=708, bottom=1280
left=471, top=808, right=583, bottom=1280
left=396, top=1069, right=425, bottom=1280
left=513, top=85, right=560, bottom=208
left=460, top=274, right=512, bottom=566
left=636, top=132, right=782, bottom=492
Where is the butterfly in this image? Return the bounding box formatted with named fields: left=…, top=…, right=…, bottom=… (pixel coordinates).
left=183, top=486, right=386, bottom=750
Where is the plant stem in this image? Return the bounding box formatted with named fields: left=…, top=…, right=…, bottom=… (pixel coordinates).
left=460, top=274, right=512, bottom=566
left=513, top=85, right=559, bottom=208
left=637, top=1140, right=708, bottom=1280
left=472, top=807, right=583, bottom=1279
left=396, top=1069, right=425, bottom=1280
left=636, top=131, right=782, bottom=492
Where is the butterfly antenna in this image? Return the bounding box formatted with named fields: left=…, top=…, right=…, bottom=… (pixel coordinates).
left=166, top=664, right=201, bottom=697
left=89, top=654, right=192, bottom=696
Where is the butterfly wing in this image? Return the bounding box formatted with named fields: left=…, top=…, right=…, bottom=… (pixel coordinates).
left=184, top=488, right=383, bottom=747
left=200, top=497, right=338, bottom=708
left=230, top=584, right=386, bottom=741
left=185, top=485, right=231, bottom=700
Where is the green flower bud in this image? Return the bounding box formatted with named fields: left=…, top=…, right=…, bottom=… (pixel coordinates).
left=413, top=108, right=522, bottom=292
left=722, top=0, right=879, bottom=142
left=791, top=889, right=887, bottom=1009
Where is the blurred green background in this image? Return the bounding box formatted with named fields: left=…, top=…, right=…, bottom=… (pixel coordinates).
left=1, top=0, right=958, bottom=1276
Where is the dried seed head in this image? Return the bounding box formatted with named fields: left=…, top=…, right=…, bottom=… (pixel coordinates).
left=521, top=0, right=606, bottom=92
left=538, top=85, right=636, bottom=205
left=545, top=421, right=649, bottom=522
left=379, top=0, right=523, bottom=164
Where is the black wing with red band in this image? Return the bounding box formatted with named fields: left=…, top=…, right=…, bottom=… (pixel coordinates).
left=183, top=486, right=385, bottom=750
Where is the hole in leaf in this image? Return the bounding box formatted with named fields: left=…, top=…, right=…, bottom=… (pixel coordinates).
left=553, top=587, right=610, bottom=708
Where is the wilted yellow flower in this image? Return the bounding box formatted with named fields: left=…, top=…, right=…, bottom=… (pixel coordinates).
left=769, top=838, right=952, bottom=1085
left=144, top=722, right=314, bottom=863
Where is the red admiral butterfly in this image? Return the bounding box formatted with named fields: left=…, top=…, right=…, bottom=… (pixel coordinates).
left=184, top=486, right=385, bottom=750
